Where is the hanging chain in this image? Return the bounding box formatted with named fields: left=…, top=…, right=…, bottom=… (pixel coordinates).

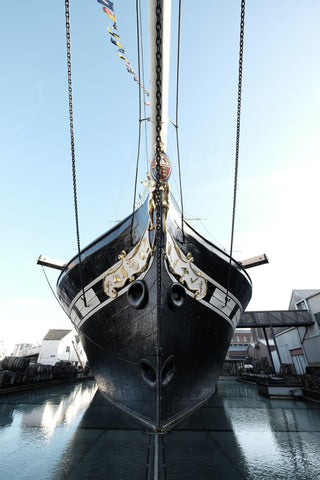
left=155, top=0, right=163, bottom=324
left=226, top=0, right=245, bottom=303
left=65, top=0, right=87, bottom=306
left=155, top=0, right=163, bottom=430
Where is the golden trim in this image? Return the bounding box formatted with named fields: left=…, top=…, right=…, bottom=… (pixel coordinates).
left=103, top=228, right=152, bottom=298
left=165, top=231, right=207, bottom=300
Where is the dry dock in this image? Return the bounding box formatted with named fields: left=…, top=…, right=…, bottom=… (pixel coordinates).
left=0, top=378, right=319, bottom=479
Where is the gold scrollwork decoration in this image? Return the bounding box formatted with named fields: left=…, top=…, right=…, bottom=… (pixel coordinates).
left=103, top=229, right=152, bottom=298
left=165, top=231, right=207, bottom=300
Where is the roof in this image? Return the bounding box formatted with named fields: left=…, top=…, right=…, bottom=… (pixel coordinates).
left=228, top=346, right=249, bottom=352
left=43, top=329, right=72, bottom=341
left=289, top=290, right=320, bottom=309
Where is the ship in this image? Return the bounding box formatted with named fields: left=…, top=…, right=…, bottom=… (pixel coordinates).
left=39, top=0, right=252, bottom=432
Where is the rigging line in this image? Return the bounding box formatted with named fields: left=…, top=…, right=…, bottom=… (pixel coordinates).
left=170, top=191, right=227, bottom=251
left=138, top=0, right=149, bottom=171
left=225, top=0, right=246, bottom=304
left=130, top=0, right=143, bottom=245
left=64, top=0, right=87, bottom=307
left=175, top=0, right=185, bottom=240
left=41, top=266, right=68, bottom=315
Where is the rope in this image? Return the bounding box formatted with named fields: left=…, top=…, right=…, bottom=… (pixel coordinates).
left=64, top=0, right=87, bottom=307
left=226, top=0, right=246, bottom=304
left=41, top=266, right=68, bottom=314
left=174, top=0, right=184, bottom=240
left=137, top=0, right=150, bottom=172
left=130, top=0, right=143, bottom=244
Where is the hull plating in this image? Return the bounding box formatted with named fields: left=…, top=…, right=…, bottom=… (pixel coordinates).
left=57, top=200, right=252, bottom=431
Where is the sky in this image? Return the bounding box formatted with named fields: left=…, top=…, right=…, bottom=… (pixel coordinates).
left=1, top=0, right=320, bottom=354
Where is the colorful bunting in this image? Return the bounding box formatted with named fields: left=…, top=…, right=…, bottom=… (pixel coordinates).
left=118, top=53, right=129, bottom=62
left=98, top=0, right=114, bottom=11
left=107, top=26, right=120, bottom=40
left=97, top=0, right=149, bottom=98
left=110, top=37, right=123, bottom=49
left=103, top=6, right=116, bottom=22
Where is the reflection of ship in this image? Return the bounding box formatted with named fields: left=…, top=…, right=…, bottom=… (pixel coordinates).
left=22, top=382, right=97, bottom=437
left=52, top=1, right=252, bottom=432
left=52, top=381, right=249, bottom=480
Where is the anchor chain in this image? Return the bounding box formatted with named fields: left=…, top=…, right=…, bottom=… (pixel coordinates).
left=155, top=0, right=163, bottom=430
left=155, top=0, right=163, bottom=331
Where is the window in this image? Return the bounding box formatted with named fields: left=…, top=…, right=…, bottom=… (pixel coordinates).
left=243, top=336, right=247, bottom=342
left=295, top=300, right=307, bottom=310
left=66, top=346, right=70, bottom=353
left=236, top=336, right=240, bottom=342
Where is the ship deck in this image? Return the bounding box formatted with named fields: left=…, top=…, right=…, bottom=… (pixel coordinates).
left=0, top=378, right=319, bottom=479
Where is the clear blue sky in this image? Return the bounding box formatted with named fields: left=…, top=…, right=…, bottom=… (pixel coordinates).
left=1, top=0, right=320, bottom=353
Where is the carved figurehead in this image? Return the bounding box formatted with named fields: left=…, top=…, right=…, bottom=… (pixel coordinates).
left=148, top=152, right=171, bottom=231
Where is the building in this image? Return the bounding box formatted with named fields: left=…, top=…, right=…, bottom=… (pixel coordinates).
left=227, top=329, right=252, bottom=361
left=247, top=339, right=275, bottom=373
left=273, top=290, right=320, bottom=374
left=223, top=329, right=252, bottom=375
left=222, top=290, right=320, bottom=376
left=38, top=329, right=87, bottom=367
left=12, top=343, right=40, bottom=358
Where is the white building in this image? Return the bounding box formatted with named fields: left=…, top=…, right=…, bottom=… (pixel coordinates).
left=38, top=329, right=87, bottom=367
left=13, top=343, right=40, bottom=358
left=274, top=290, right=320, bottom=374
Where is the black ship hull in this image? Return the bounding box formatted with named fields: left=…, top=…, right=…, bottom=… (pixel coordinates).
left=57, top=200, right=252, bottom=431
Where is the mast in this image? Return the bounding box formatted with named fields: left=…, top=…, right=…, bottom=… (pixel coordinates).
left=148, top=0, right=171, bottom=154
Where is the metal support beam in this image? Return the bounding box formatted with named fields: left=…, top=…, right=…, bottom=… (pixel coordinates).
left=37, top=254, right=66, bottom=271
left=269, top=325, right=282, bottom=373
left=239, top=253, right=268, bottom=269
left=263, top=327, right=275, bottom=373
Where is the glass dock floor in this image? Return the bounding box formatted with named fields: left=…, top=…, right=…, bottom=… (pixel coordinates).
left=0, top=378, right=319, bottom=479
